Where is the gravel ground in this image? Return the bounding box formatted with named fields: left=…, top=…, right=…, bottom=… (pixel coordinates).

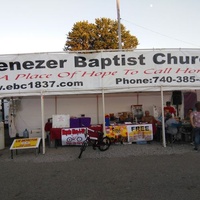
left=0, top=141, right=195, bottom=163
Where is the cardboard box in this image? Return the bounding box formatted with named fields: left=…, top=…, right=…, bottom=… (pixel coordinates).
left=29, top=129, right=46, bottom=138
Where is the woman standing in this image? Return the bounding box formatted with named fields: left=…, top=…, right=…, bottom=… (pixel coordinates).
left=190, top=102, right=200, bottom=151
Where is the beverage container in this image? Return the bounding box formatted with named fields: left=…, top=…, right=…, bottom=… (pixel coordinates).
left=23, top=129, right=29, bottom=138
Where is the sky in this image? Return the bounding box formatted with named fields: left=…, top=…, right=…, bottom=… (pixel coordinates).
left=0, top=0, right=200, bottom=54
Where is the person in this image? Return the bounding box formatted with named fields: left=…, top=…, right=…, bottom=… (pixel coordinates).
left=164, top=101, right=176, bottom=116
left=141, top=110, right=156, bottom=124
left=165, top=113, right=180, bottom=143
left=45, top=118, right=52, bottom=146
left=157, top=110, right=168, bottom=123
left=184, top=108, right=193, bottom=121
left=141, top=110, right=157, bottom=135
left=182, top=108, right=194, bottom=144
left=190, top=102, right=200, bottom=151
left=156, top=111, right=169, bottom=142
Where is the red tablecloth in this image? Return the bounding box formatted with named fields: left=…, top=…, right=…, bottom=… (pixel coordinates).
left=50, top=128, right=62, bottom=140
left=88, top=124, right=103, bottom=138
left=89, top=124, right=103, bottom=132
left=50, top=125, right=103, bottom=141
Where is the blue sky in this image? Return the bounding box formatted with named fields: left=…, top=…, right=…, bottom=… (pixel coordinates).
left=0, top=0, right=199, bottom=54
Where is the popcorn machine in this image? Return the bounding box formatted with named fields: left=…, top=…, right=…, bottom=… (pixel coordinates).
left=131, top=105, right=143, bottom=123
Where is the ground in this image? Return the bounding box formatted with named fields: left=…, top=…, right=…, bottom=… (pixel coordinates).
left=0, top=142, right=199, bottom=200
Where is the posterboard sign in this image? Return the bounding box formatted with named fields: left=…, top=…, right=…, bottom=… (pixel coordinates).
left=10, top=138, right=41, bottom=150
left=105, top=125, right=128, bottom=143
left=127, top=124, right=153, bottom=142
left=61, top=128, right=86, bottom=146
left=52, top=114, right=70, bottom=128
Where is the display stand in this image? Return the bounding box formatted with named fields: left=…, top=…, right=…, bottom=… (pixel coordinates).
left=10, top=137, right=41, bottom=159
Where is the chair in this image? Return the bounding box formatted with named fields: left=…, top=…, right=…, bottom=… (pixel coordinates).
left=166, top=123, right=181, bottom=144
left=179, top=123, right=193, bottom=142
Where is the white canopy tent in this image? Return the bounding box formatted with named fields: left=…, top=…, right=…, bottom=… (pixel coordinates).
left=1, top=48, right=200, bottom=153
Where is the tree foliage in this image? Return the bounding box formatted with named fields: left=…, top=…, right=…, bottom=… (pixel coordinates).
left=64, top=18, right=138, bottom=51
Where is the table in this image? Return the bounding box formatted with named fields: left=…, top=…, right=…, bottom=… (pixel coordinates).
left=50, top=125, right=103, bottom=147
left=156, top=123, right=193, bottom=142
left=61, top=127, right=86, bottom=146
left=105, top=124, right=153, bottom=143
left=50, top=125, right=103, bottom=140
left=50, top=128, right=62, bottom=140
left=50, top=128, right=62, bottom=148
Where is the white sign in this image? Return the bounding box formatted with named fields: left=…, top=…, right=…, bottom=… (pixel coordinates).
left=1, top=50, right=200, bottom=96
left=127, top=124, right=153, bottom=142
left=61, top=128, right=86, bottom=146
left=52, top=114, right=70, bottom=128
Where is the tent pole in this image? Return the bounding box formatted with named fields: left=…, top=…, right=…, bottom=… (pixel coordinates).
left=137, top=92, right=139, bottom=104
left=161, top=87, right=166, bottom=147
left=96, top=95, right=99, bottom=124
left=102, top=90, right=106, bottom=134
left=55, top=96, right=57, bottom=114
left=41, top=92, right=45, bottom=154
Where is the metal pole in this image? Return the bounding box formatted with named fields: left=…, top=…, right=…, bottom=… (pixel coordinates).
left=116, top=0, right=122, bottom=49
left=161, top=87, right=166, bottom=147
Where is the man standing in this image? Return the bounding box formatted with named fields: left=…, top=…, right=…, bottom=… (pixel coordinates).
left=190, top=102, right=200, bottom=151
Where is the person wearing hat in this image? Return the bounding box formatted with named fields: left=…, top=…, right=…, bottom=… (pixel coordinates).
left=164, top=101, right=176, bottom=117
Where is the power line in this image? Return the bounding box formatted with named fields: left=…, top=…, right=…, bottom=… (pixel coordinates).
left=121, top=18, right=200, bottom=48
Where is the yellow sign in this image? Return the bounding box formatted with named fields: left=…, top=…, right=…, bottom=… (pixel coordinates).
left=10, top=138, right=41, bottom=149
left=105, top=125, right=128, bottom=143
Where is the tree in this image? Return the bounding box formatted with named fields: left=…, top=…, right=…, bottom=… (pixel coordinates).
left=64, top=18, right=138, bottom=51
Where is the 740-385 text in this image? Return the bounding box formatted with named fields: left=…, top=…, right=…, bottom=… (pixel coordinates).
left=116, top=76, right=198, bottom=84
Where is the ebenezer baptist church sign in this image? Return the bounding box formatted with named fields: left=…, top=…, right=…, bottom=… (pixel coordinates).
left=0, top=49, right=200, bottom=97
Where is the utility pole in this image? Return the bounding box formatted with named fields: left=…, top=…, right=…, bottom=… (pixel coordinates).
left=116, top=0, right=122, bottom=49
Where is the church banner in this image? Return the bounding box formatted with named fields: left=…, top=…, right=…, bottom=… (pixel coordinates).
left=1, top=49, right=200, bottom=96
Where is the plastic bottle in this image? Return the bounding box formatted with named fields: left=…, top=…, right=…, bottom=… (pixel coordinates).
left=23, top=129, right=29, bottom=138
